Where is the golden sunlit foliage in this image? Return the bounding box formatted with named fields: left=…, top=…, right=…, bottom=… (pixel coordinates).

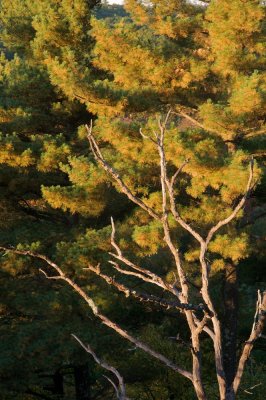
left=0, top=1, right=265, bottom=399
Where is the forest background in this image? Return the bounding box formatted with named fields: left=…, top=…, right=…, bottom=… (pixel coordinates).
left=0, top=1, right=265, bottom=399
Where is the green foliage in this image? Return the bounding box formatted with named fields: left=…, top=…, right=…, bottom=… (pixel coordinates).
left=0, top=0, right=265, bottom=399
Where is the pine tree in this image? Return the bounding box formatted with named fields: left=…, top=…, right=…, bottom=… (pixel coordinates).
left=0, top=1, right=265, bottom=399
left=0, top=1, right=110, bottom=398
left=42, top=0, right=265, bottom=396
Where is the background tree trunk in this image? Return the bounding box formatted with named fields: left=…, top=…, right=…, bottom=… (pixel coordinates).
left=74, top=363, right=91, bottom=400
left=53, top=370, right=64, bottom=396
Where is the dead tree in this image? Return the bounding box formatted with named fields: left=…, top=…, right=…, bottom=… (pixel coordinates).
left=1, top=112, right=265, bottom=400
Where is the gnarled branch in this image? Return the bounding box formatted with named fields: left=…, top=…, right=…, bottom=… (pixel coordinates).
left=0, top=246, right=193, bottom=382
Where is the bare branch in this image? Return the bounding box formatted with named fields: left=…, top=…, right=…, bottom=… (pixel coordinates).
left=198, top=247, right=227, bottom=396
left=191, top=155, right=255, bottom=400
left=165, top=158, right=205, bottom=257
left=110, top=217, right=122, bottom=257
left=155, top=115, right=201, bottom=305
left=194, top=313, right=209, bottom=336
left=170, top=158, right=190, bottom=189
left=196, top=320, right=215, bottom=340
left=139, top=127, right=157, bottom=144
left=206, top=158, right=254, bottom=245
left=86, top=123, right=160, bottom=221
left=39, top=269, right=61, bottom=280
left=0, top=247, right=64, bottom=276
left=243, top=382, right=262, bottom=395
left=233, top=290, right=266, bottom=394
left=157, top=109, right=172, bottom=141
left=84, top=263, right=206, bottom=312
left=109, top=260, right=168, bottom=288
left=108, top=256, right=178, bottom=294
left=72, top=334, right=129, bottom=400
left=166, top=180, right=205, bottom=245
left=110, top=219, right=175, bottom=294
left=156, top=113, right=207, bottom=399
left=1, top=111, right=260, bottom=400
left=157, top=140, right=204, bottom=246
left=104, top=375, right=121, bottom=399
left=0, top=247, right=193, bottom=381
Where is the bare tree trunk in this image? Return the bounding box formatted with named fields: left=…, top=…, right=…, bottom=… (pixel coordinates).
left=191, top=343, right=207, bottom=400
left=222, top=263, right=238, bottom=387
left=74, top=363, right=91, bottom=400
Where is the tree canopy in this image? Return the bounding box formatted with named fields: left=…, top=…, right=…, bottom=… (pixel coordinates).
left=0, top=1, right=265, bottom=399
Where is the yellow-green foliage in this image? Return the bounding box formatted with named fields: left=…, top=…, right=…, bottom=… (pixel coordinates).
left=185, top=231, right=249, bottom=264
left=206, top=0, right=265, bottom=76
left=229, top=72, right=266, bottom=116
left=41, top=184, right=106, bottom=217
left=90, top=13, right=210, bottom=114
left=132, top=220, right=164, bottom=255
left=60, top=156, right=107, bottom=188
left=181, top=197, right=234, bottom=227
left=56, top=225, right=112, bottom=267
left=209, top=232, right=250, bottom=262
left=36, top=137, right=70, bottom=172
left=125, top=0, right=201, bottom=39
left=31, top=0, right=94, bottom=59
left=0, top=0, right=35, bottom=52
left=185, top=231, right=250, bottom=273
left=199, top=101, right=243, bottom=141
left=0, top=252, right=29, bottom=277
left=0, top=134, right=34, bottom=167
left=90, top=0, right=266, bottom=140
left=0, top=146, right=33, bottom=168
left=92, top=19, right=179, bottom=91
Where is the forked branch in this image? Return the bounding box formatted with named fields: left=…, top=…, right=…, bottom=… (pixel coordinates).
left=72, top=334, right=129, bottom=400
left=110, top=218, right=179, bottom=296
